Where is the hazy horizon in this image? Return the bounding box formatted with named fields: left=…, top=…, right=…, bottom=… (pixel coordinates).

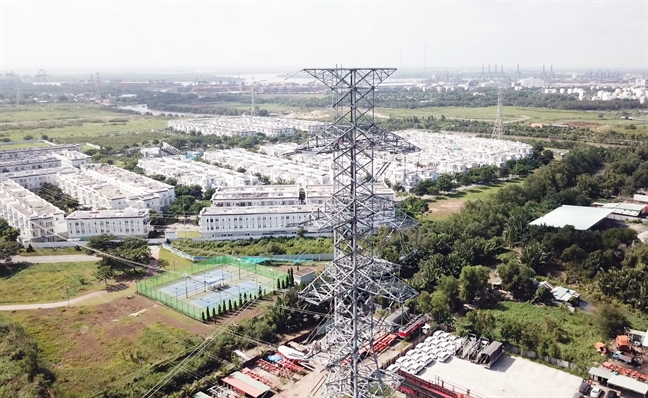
left=2, top=1, right=647, bottom=74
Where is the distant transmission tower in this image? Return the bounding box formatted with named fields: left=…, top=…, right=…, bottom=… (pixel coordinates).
left=295, top=68, right=418, bottom=398
left=15, top=74, right=21, bottom=105
left=515, top=64, right=521, bottom=80
left=250, top=76, right=256, bottom=116
left=492, top=83, right=505, bottom=140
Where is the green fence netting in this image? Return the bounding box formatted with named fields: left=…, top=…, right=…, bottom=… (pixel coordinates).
left=136, top=255, right=288, bottom=320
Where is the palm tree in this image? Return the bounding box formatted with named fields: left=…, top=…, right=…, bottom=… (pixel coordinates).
left=519, top=241, right=549, bottom=273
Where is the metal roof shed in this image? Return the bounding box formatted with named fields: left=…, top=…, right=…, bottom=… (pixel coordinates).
left=529, top=205, right=614, bottom=231
left=222, top=374, right=271, bottom=398
left=588, top=367, right=614, bottom=382
left=229, top=371, right=271, bottom=396
left=608, top=374, right=648, bottom=397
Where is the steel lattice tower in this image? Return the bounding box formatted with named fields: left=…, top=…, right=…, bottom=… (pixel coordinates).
left=294, top=68, right=418, bottom=398
left=492, top=83, right=505, bottom=140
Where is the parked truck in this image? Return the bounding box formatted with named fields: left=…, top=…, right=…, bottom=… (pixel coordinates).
left=612, top=351, right=634, bottom=364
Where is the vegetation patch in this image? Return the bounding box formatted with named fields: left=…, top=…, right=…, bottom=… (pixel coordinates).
left=0, top=261, right=102, bottom=304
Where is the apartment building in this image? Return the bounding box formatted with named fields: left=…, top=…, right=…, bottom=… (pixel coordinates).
left=211, top=185, right=300, bottom=207
left=168, top=116, right=328, bottom=138
left=199, top=205, right=325, bottom=240
left=138, top=156, right=258, bottom=190
left=0, top=180, right=66, bottom=244
left=53, top=150, right=92, bottom=168
left=66, top=209, right=150, bottom=240
left=0, top=156, right=61, bottom=173
left=0, top=144, right=81, bottom=160
left=204, top=148, right=331, bottom=186
left=81, top=164, right=175, bottom=210
left=0, top=167, right=66, bottom=190
left=57, top=169, right=163, bottom=212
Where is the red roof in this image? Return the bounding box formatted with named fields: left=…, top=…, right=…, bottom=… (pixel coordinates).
left=222, top=376, right=265, bottom=398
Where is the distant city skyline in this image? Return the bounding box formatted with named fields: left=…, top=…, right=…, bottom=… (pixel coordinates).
left=2, top=1, right=647, bottom=72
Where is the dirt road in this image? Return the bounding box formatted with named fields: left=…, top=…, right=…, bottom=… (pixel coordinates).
left=0, top=290, right=108, bottom=311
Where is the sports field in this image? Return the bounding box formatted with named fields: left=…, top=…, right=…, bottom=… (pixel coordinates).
left=137, top=255, right=285, bottom=320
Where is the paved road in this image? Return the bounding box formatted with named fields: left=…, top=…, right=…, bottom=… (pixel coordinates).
left=0, top=290, right=108, bottom=311
left=12, top=254, right=100, bottom=263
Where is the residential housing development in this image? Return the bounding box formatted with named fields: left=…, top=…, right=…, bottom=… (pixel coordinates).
left=0, top=145, right=173, bottom=243
left=66, top=209, right=150, bottom=240
left=259, top=131, right=532, bottom=190
left=0, top=179, right=66, bottom=244
left=167, top=116, right=329, bottom=137
left=138, top=156, right=258, bottom=190
left=203, top=148, right=331, bottom=185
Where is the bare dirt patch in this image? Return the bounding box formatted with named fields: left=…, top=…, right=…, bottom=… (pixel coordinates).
left=426, top=199, right=465, bottom=217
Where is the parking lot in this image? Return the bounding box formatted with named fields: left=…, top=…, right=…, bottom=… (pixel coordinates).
left=419, top=354, right=583, bottom=398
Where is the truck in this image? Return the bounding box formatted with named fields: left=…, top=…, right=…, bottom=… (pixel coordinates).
left=612, top=351, right=633, bottom=364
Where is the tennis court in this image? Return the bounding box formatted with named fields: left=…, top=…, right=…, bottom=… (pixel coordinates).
left=192, top=281, right=261, bottom=308
left=159, top=270, right=233, bottom=297
left=137, top=255, right=288, bottom=320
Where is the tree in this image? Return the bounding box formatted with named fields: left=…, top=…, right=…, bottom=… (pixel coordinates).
left=437, top=275, right=463, bottom=312
left=459, top=266, right=490, bottom=304
left=157, top=259, right=169, bottom=269
left=519, top=241, right=549, bottom=273
left=458, top=310, right=496, bottom=338
left=174, top=184, right=203, bottom=200
left=429, top=291, right=453, bottom=324
left=94, top=265, right=114, bottom=285
left=533, top=286, right=554, bottom=305
left=595, top=303, right=630, bottom=338
left=436, top=174, right=454, bottom=194
left=497, top=261, right=536, bottom=301
left=0, top=218, right=21, bottom=262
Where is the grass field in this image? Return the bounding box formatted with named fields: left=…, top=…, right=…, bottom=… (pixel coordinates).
left=490, top=301, right=601, bottom=372
left=159, top=247, right=194, bottom=270
left=0, top=104, right=169, bottom=147
left=176, top=230, right=201, bottom=239
left=1, top=295, right=213, bottom=396
left=378, top=106, right=648, bottom=131
left=16, top=247, right=85, bottom=257
left=421, top=178, right=525, bottom=221
left=0, top=261, right=102, bottom=303
left=0, top=140, right=51, bottom=150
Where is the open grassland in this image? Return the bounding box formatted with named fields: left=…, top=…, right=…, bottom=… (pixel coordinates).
left=378, top=106, right=648, bottom=131
left=490, top=301, right=601, bottom=370
left=1, top=295, right=213, bottom=396
left=421, top=178, right=525, bottom=221
left=0, top=140, right=51, bottom=150
left=159, top=247, right=195, bottom=270
left=0, top=104, right=169, bottom=146
left=0, top=261, right=102, bottom=303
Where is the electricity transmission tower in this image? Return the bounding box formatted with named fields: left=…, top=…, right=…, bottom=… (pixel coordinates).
left=294, top=68, right=418, bottom=398
left=491, top=83, right=505, bottom=140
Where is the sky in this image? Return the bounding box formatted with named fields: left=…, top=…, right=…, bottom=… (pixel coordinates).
left=1, top=1, right=647, bottom=73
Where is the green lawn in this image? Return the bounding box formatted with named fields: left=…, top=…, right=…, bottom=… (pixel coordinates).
left=16, top=247, right=85, bottom=257
left=0, top=104, right=169, bottom=146
left=176, top=230, right=201, bottom=239
left=158, top=247, right=194, bottom=271
left=0, top=140, right=51, bottom=150
left=0, top=261, right=103, bottom=304
left=489, top=301, right=601, bottom=371
left=378, top=106, right=648, bottom=129
left=421, top=178, right=525, bottom=221
left=1, top=303, right=208, bottom=396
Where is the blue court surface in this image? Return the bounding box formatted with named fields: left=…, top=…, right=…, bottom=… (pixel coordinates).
left=159, top=270, right=233, bottom=298
left=192, top=281, right=261, bottom=308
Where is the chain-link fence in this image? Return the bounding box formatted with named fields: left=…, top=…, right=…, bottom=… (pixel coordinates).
left=136, top=255, right=288, bottom=320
